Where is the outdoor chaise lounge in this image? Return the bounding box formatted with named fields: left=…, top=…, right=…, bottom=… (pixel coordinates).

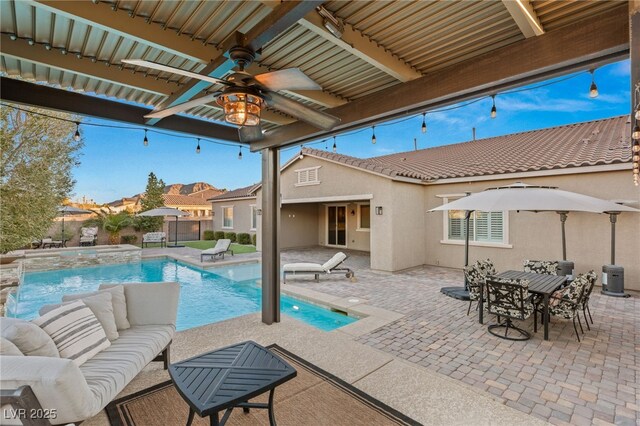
left=283, top=252, right=355, bottom=283
left=0, top=282, right=180, bottom=425
left=200, top=239, right=233, bottom=262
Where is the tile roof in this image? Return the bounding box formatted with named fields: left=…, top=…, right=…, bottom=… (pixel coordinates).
left=301, top=115, right=632, bottom=181
left=162, top=194, right=211, bottom=206
left=208, top=184, right=259, bottom=201
left=188, top=188, right=226, bottom=199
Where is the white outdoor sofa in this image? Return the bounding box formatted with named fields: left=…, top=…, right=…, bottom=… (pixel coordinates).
left=283, top=252, right=355, bottom=283
left=0, top=282, right=180, bottom=425
left=142, top=231, right=166, bottom=248
left=200, top=239, right=233, bottom=262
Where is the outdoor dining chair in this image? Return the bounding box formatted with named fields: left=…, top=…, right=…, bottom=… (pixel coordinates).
left=535, top=272, right=591, bottom=342
left=485, top=277, right=533, bottom=341
left=463, top=259, right=496, bottom=316
left=523, top=260, right=559, bottom=275
left=578, top=271, right=598, bottom=330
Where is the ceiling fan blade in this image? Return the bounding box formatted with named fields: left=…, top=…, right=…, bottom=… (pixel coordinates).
left=122, top=59, right=231, bottom=86
left=254, top=68, right=321, bottom=91
left=264, top=92, right=340, bottom=130
left=144, top=93, right=220, bottom=119
left=238, top=125, right=264, bottom=143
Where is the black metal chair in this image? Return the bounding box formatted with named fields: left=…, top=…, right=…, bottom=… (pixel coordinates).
left=486, top=277, right=533, bottom=341
left=463, top=259, right=496, bottom=316
left=536, top=272, right=590, bottom=342
left=578, top=271, right=598, bottom=330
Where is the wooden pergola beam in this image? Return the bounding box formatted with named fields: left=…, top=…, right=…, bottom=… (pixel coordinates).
left=0, top=77, right=240, bottom=142
left=251, top=5, right=629, bottom=151
left=502, top=0, right=545, bottom=38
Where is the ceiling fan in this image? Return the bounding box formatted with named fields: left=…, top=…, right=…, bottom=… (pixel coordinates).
left=122, top=46, right=341, bottom=142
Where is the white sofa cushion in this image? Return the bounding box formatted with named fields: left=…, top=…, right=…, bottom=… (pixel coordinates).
left=283, top=263, right=325, bottom=273
left=80, top=325, right=173, bottom=410
left=0, top=337, right=23, bottom=356
left=41, top=291, right=119, bottom=341
left=64, top=285, right=130, bottom=330
left=0, top=317, right=59, bottom=357
left=33, top=300, right=111, bottom=366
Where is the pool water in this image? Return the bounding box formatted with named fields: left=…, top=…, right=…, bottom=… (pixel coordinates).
left=7, top=259, right=356, bottom=331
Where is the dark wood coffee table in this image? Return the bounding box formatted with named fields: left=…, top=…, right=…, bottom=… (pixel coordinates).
left=169, top=341, right=297, bottom=426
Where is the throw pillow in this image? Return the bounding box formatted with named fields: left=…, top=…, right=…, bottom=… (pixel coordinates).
left=0, top=317, right=59, bottom=357
left=63, top=285, right=130, bottom=330
left=33, top=300, right=110, bottom=365
left=40, top=291, right=119, bottom=341
left=0, top=336, right=24, bottom=356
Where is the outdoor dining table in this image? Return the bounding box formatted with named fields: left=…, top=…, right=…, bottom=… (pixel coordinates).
left=478, top=270, right=567, bottom=341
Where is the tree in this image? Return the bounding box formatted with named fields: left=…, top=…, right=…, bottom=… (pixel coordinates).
left=0, top=106, right=83, bottom=253
left=136, top=172, right=165, bottom=232
left=85, top=210, right=132, bottom=244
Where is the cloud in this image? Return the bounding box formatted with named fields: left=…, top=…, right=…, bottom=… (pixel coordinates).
left=607, top=61, right=630, bottom=78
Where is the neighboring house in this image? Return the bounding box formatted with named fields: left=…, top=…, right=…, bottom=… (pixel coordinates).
left=106, top=197, right=141, bottom=213
left=163, top=194, right=213, bottom=217
left=189, top=188, right=226, bottom=200
left=209, top=185, right=260, bottom=235
left=216, top=116, right=639, bottom=290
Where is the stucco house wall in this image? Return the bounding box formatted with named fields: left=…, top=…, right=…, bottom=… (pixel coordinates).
left=211, top=198, right=256, bottom=236
left=424, top=170, right=640, bottom=291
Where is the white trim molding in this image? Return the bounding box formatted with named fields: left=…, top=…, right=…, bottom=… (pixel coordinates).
left=440, top=239, right=513, bottom=249
left=282, top=194, right=373, bottom=204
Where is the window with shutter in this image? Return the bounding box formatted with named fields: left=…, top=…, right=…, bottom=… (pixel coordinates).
left=445, top=202, right=506, bottom=244
left=294, top=166, right=321, bottom=186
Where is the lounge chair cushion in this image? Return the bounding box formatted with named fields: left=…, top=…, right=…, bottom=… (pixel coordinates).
left=0, top=337, right=24, bottom=356
left=40, top=292, right=119, bottom=341
left=322, top=252, right=347, bottom=272
left=283, top=263, right=326, bottom=273
left=79, top=325, right=173, bottom=411
left=64, top=285, right=130, bottom=331
left=0, top=317, right=59, bottom=357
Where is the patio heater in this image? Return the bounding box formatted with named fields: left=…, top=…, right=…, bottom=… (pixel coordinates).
left=556, top=212, right=575, bottom=278
left=601, top=212, right=629, bottom=297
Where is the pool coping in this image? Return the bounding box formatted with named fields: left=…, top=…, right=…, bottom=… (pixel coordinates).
left=145, top=252, right=403, bottom=336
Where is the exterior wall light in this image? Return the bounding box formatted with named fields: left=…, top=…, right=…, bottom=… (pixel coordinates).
left=375, top=206, right=383, bottom=215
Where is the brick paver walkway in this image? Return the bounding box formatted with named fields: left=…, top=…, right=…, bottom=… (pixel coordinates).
left=281, top=247, right=640, bottom=426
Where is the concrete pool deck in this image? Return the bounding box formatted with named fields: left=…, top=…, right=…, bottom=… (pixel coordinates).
left=84, top=314, right=543, bottom=426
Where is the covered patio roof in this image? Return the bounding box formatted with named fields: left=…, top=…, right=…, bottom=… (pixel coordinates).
left=1, top=0, right=638, bottom=324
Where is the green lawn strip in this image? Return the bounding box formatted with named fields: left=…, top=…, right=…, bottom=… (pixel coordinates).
left=139, top=240, right=256, bottom=253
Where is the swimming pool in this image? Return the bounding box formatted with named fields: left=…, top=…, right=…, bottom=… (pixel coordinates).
left=6, top=259, right=356, bottom=331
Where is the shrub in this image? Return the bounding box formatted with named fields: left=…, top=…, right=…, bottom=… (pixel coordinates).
left=214, top=231, right=225, bottom=240
left=251, top=233, right=257, bottom=246
left=121, top=235, right=138, bottom=244
left=203, top=230, right=215, bottom=240
left=237, top=233, right=251, bottom=245
left=224, top=232, right=237, bottom=242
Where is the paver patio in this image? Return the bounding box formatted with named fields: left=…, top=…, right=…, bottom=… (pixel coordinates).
left=279, top=247, right=639, bottom=426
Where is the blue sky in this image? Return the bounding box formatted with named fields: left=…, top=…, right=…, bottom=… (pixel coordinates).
left=73, top=60, right=630, bottom=204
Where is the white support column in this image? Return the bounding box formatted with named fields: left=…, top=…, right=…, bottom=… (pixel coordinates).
left=261, top=148, right=281, bottom=324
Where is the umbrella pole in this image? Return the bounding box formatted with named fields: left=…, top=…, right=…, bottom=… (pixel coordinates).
left=559, top=212, right=568, bottom=261
left=440, top=209, right=472, bottom=301
left=174, top=216, right=179, bottom=247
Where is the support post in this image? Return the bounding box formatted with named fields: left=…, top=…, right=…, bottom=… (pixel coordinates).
left=261, top=148, right=281, bottom=324
left=609, top=212, right=619, bottom=265
left=558, top=211, right=568, bottom=261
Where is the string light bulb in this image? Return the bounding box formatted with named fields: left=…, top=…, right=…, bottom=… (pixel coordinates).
left=371, top=126, right=376, bottom=144
left=238, top=146, right=243, bottom=160
left=633, top=125, right=640, bottom=141
left=490, top=95, right=497, bottom=119
left=633, top=141, right=640, bottom=153
left=635, top=107, right=640, bottom=121
left=588, top=69, right=598, bottom=98
left=421, top=112, right=427, bottom=133
left=143, top=129, right=149, bottom=146
left=195, top=138, right=201, bottom=154
left=73, top=122, right=81, bottom=141
left=332, top=136, right=337, bottom=153
left=299, top=144, right=304, bottom=159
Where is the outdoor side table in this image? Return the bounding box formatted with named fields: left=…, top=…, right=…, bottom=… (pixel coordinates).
left=479, top=270, right=567, bottom=341
left=169, top=340, right=297, bottom=426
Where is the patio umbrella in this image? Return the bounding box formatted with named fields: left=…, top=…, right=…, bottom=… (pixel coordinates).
left=57, top=206, right=93, bottom=241
left=137, top=207, right=190, bottom=248
left=429, top=182, right=639, bottom=299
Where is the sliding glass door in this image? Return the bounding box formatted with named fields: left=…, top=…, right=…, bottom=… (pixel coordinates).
left=327, top=205, right=347, bottom=247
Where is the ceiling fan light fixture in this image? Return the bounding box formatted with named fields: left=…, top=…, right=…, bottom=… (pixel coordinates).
left=216, top=89, right=263, bottom=127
